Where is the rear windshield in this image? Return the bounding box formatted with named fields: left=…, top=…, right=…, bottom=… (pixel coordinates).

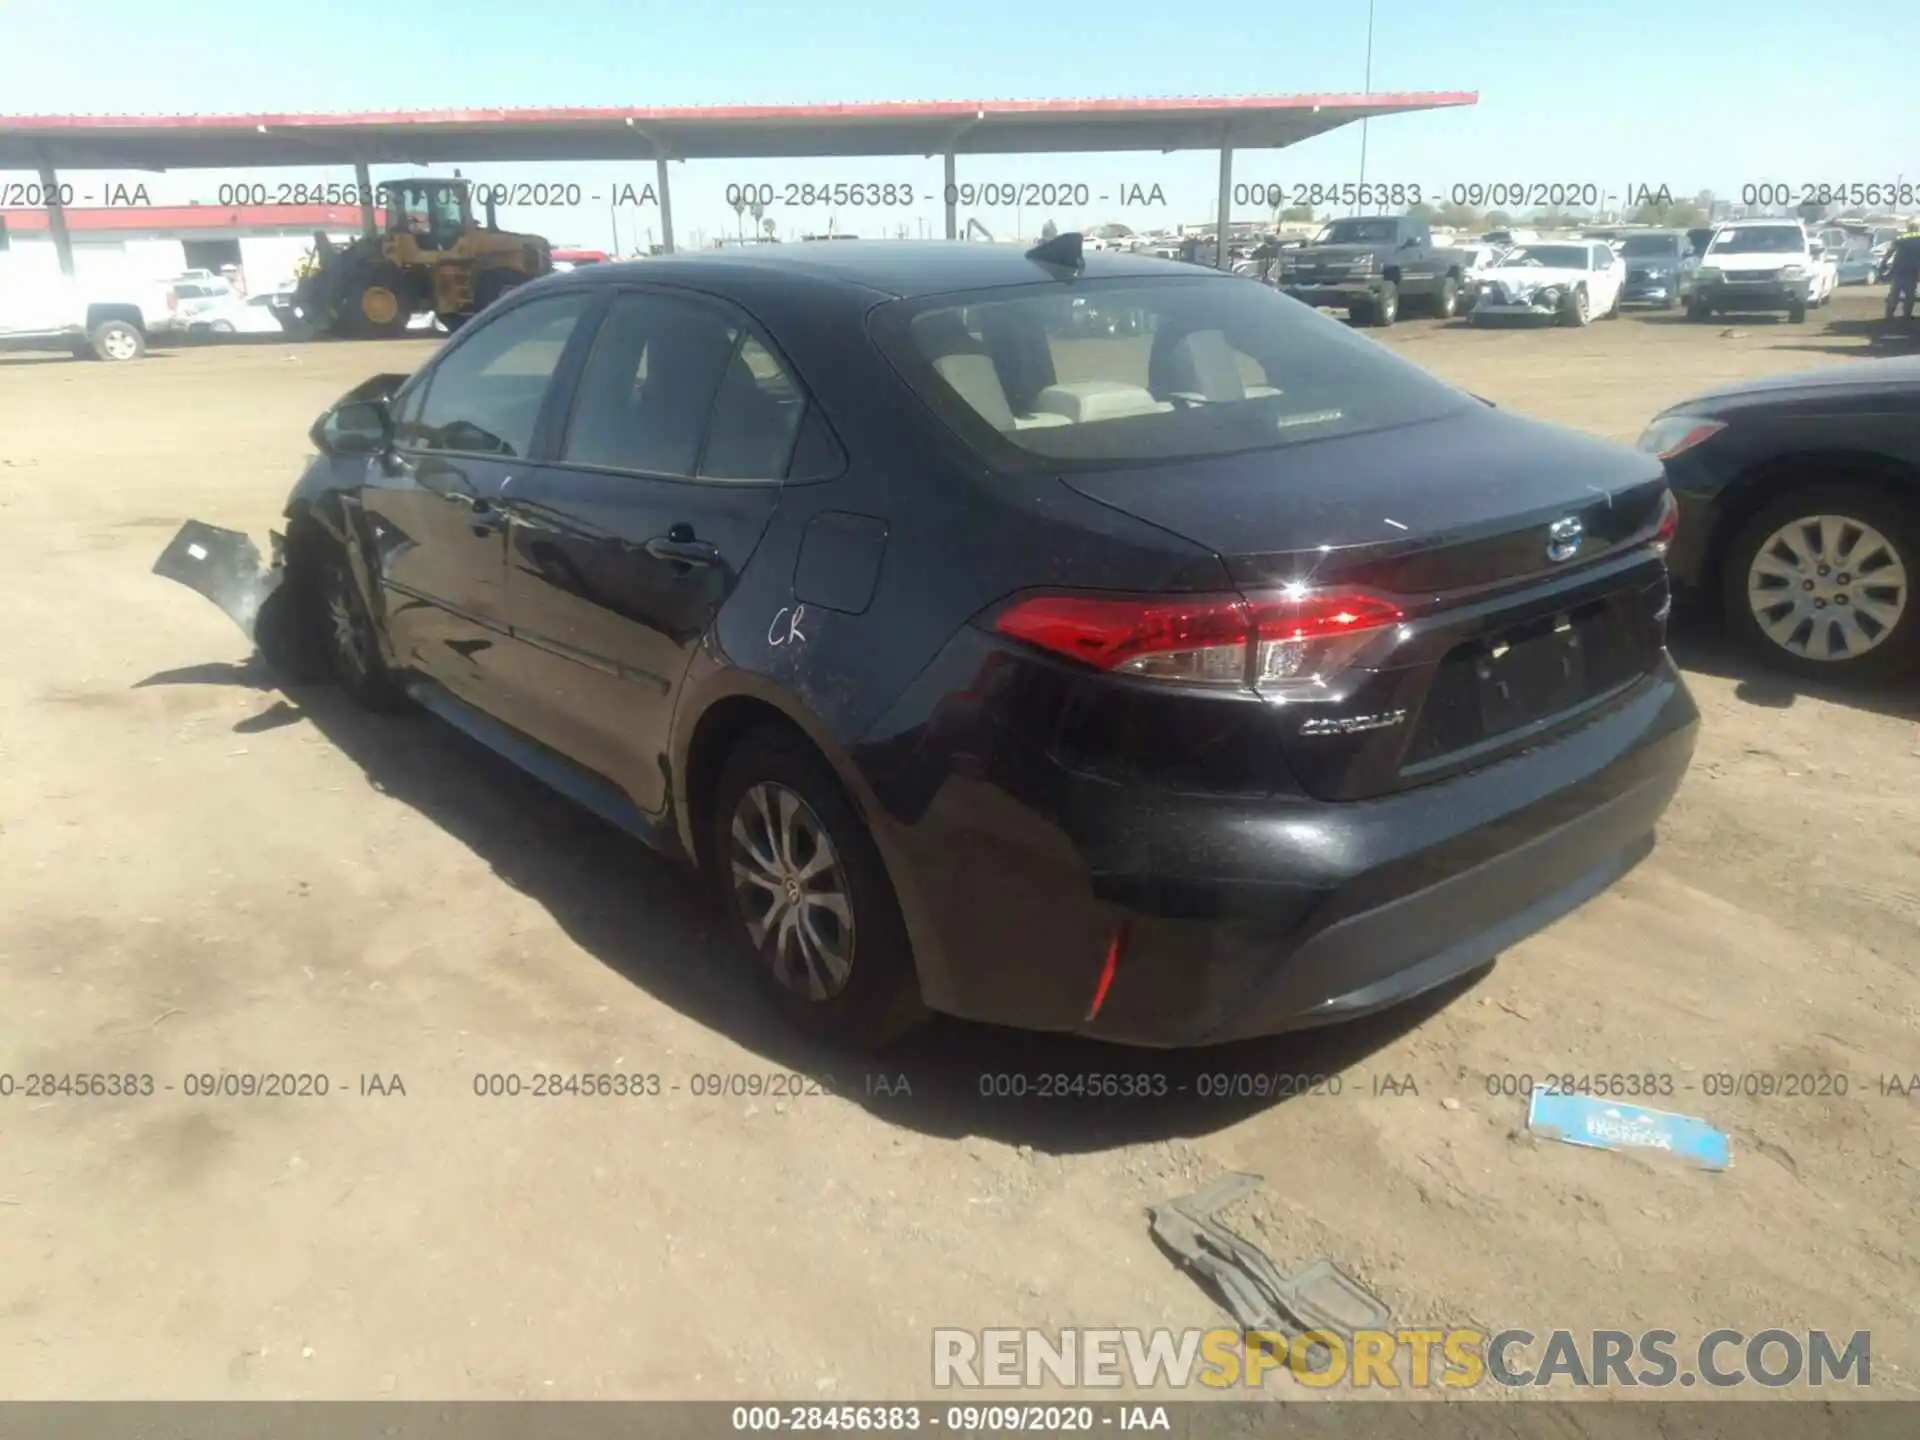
left=871, top=276, right=1472, bottom=469
left=1621, top=234, right=1679, bottom=256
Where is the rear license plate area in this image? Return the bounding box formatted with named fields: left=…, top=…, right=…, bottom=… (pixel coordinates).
left=1404, top=595, right=1648, bottom=768
left=1477, top=616, right=1588, bottom=735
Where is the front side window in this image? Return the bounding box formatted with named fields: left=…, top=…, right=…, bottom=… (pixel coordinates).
left=873, top=276, right=1470, bottom=471
left=400, top=292, right=591, bottom=457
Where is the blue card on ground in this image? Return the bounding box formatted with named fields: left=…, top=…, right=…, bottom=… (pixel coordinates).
left=1526, top=1090, right=1731, bottom=1171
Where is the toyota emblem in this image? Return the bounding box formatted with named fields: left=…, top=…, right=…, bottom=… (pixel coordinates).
left=1547, top=516, right=1584, bottom=563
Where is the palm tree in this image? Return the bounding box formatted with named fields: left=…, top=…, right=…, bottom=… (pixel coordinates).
left=732, top=195, right=746, bottom=242
left=749, top=199, right=765, bottom=241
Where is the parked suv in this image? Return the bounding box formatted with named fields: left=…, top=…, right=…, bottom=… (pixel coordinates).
left=1617, top=230, right=1699, bottom=309
left=1689, top=220, right=1826, bottom=323
left=1278, top=215, right=1465, bottom=326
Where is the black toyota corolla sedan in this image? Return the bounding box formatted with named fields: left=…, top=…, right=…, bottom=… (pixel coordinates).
left=157, top=236, right=1697, bottom=1049
left=1639, top=355, right=1920, bottom=681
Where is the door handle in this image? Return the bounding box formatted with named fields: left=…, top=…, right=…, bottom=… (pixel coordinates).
left=644, top=534, right=720, bottom=566
left=468, top=497, right=509, bottom=535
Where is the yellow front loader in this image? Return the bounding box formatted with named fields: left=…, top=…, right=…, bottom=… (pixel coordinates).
left=293, top=178, right=553, bottom=339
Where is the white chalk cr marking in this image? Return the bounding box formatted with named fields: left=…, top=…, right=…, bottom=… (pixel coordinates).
left=1382, top=518, right=1409, bottom=531
left=186, top=543, right=208, bottom=560
left=767, top=604, right=809, bottom=648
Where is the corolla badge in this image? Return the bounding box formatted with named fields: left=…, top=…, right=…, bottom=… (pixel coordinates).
left=1546, top=516, right=1584, bottom=563
left=1299, top=709, right=1408, bottom=737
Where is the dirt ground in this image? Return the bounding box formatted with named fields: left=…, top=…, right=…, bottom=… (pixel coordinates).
left=1, top=289, right=1915, bottom=1403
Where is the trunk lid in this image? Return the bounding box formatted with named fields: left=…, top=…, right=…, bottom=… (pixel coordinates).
left=1055, top=407, right=1675, bottom=801
left=1058, top=407, right=1668, bottom=594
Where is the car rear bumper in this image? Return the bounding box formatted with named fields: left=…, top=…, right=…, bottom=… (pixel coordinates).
left=859, top=636, right=1698, bottom=1048
left=1622, top=278, right=1683, bottom=303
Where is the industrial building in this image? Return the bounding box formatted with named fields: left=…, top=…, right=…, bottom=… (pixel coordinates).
left=0, top=202, right=388, bottom=294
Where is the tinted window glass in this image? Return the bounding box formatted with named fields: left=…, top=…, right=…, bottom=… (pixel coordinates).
left=876, top=276, right=1470, bottom=469
left=1621, top=235, right=1677, bottom=257
left=1314, top=219, right=1400, bottom=244
left=699, top=335, right=806, bottom=481
left=561, top=292, right=740, bottom=477
left=1707, top=226, right=1805, bottom=255
left=1502, top=246, right=1589, bottom=269
left=402, top=293, right=590, bottom=456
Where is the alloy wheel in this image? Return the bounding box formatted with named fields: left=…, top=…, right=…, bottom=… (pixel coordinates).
left=100, top=327, right=140, bottom=360
left=323, top=562, right=375, bottom=684
left=1746, top=513, right=1909, bottom=663
left=729, top=782, right=855, bottom=1001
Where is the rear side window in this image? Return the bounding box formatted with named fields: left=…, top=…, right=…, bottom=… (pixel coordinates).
left=561, top=295, right=806, bottom=482
left=873, top=277, right=1470, bottom=470
left=698, top=335, right=805, bottom=481
left=561, top=291, right=740, bottom=477
left=401, top=292, right=591, bottom=457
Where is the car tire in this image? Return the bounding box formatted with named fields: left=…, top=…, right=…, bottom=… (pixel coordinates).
left=89, top=319, right=146, bottom=362
left=1686, top=299, right=1712, bottom=321
left=1721, top=484, right=1918, bottom=683
left=253, top=560, right=332, bottom=686
left=1433, top=275, right=1459, bottom=319
left=1663, top=292, right=1681, bottom=310
left=1787, top=301, right=1807, bottom=323
left=317, top=544, right=408, bottom=710
left=1559, top=287, right=1591, bottom=327
left=712, top=725, right=927, bottom=1051
left=1370, top=281, right=1399, bottom=327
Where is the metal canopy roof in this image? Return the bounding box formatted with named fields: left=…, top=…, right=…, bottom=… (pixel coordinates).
left=0, top=95, right=1475, bottom=170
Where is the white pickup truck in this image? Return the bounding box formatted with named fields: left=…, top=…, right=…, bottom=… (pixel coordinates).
left=0, top=250, right=177, bottom=361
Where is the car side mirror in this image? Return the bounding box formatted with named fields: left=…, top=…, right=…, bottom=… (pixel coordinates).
left=312, top=398, right=393, bottom=457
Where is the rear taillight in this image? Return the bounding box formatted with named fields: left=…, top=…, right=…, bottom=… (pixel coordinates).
left=994, top=587, right=1404, bottom=698
left=1653, top=489, right=1679, bottom=555
left=1246, top=589, right=1405, bottom=691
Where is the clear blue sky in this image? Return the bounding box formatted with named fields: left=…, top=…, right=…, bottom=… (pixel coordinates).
left=4, top=0, right=1916, bottom=249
